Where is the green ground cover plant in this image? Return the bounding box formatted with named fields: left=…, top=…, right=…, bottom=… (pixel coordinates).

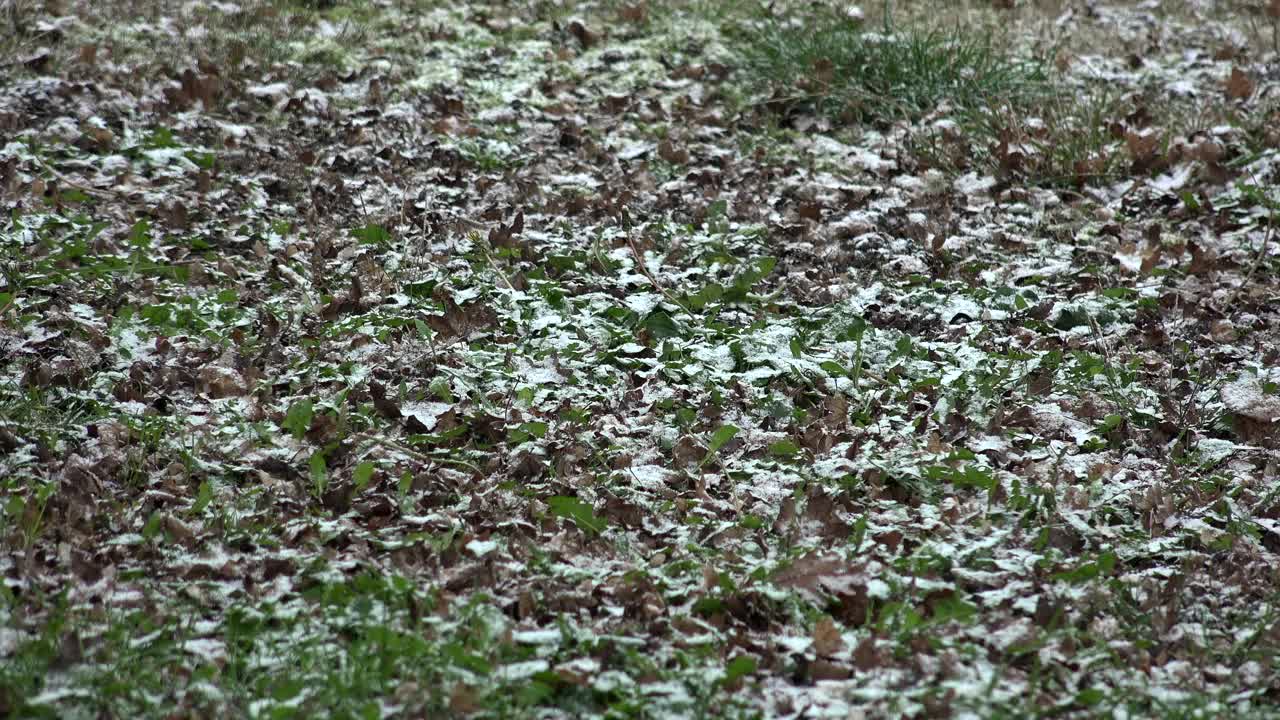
left=2, top=0, right=1280, bottom=718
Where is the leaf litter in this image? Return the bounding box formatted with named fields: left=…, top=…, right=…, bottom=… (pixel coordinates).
left=2, top=0, right=1280, bottom=718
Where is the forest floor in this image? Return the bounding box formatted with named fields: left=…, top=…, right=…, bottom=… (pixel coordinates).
left=3, top=0, right=1280, bottom=717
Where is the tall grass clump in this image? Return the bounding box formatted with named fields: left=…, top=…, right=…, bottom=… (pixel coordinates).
left=727, top=5, right=1054, bottom=126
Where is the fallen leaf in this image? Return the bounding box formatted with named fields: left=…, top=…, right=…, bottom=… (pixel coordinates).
left=1226, top=67, right=1254, bottom=100
left=812, top=616, right=844, bottom=657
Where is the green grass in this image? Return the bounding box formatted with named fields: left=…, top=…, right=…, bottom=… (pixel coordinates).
left=1, top=569, right=757, bottom=719
left=727, top=5, right=1053, bottom=127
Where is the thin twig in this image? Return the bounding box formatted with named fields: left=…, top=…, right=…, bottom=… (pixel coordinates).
left=42, top=165, right=116, bottom=199
left=625, top=228, right=692, bottom=317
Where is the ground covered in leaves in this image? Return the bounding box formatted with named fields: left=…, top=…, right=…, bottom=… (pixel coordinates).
left=3, top=0, right=1280, bottom=717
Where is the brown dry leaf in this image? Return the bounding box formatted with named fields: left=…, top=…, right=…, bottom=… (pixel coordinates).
left=796, top=202, right=822, bottom=221
left=22, top=49, right=51, bottom=72
left=809, top=659, right=851, bottom=680
left=812, top=616, right=844, bottom=657
left=670, top=436, right=704, bottom=466
left=163, top=514, right=197, bottom=546
left=812, top=57, right=834, bottom=86
left=1269, top=0, right=1280, bottom=18
left=1214, top=44, right=1243, bottom=61
left=1139, top=244, right=1163, bottom=275
left=701, top=563, right=719, bottom=591
left=198, top=366, right=245, bottom=398
left=852, top=636, right=879, bottom=670
left=1186, top=241, right=1217, bottom=275
left=567, top=18, right=598, bottom=48
left=771, top=552, right=844, bottom=592
left=449, top=684, right=481, bottom=714
left=1191, top=140, right=1223, bottom=164
left=658, top=138, right=689, bottom=165
left=800, top=423, right=834, bottom=453
left=1226, top=67, right=1254, bottom=100
left=619, top=2, right=647, bottom=23
left=488, top=210, right=524, bottom=249
left=1125, top=129, right=1159, bottom=161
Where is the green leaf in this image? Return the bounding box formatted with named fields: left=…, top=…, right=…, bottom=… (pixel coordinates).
left=187, top=151, right=216, bottom=169
left=1096, top=414, right=1124, bottom=434
left=1052, top=551, right=1117, bottom=584
left=692, top=596, right=724, bottom=616
left=722, top=655, right=756, bottom=685
left=547, top=495, right=607, bottom=535
left=128, top=219, right=151, bottom=249
left=850, top=512, right=869, bottom=549
left=309, top=452, right=327, bottom=493
left=191, top=480, right=213, bottom=515
left=1096, top=550, right=1117, bottom=574
left=528, top=421, right=548, bottom=438
left=839, top=316, right=868, bottom=342
left=768, top=440, right=800, bottom=458
left=819, top=360, right=848, bottom=377
left=351, top=223, right=390, bottom=245
left=444, top=644, right=492, bottom=675
left=518, top=680, right=555, bottom=706
left=702, top=424, right=739, bottom=466
left=641, top=310, right=680, bottom=341
left=282, top=399, right=314, bottom=440
left=1075, top=688, right=1105, bottom=706
left=706, top=425, right=739, bottom=455
left=951, top=465, right=995, bottom=490
left=352, top=462, right=376, bottom=494
left=141, top=511, right=163, bottom=541
left=694, top=282, right=723, bottom=307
